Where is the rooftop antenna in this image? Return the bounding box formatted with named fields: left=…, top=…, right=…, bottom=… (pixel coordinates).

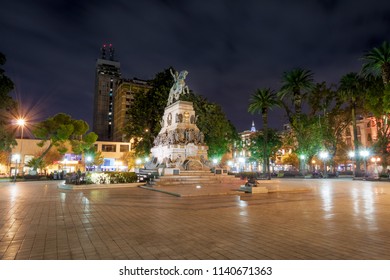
left=109, top=44, right=115, bottom=61
left=101, top=44, right=106, bottom=59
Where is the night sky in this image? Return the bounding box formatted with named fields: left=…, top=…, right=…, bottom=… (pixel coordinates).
left=1, top=0, right=390, bottom=134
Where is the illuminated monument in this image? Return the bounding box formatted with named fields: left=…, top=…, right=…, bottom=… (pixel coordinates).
left=150, top=69, right=209, bottom=170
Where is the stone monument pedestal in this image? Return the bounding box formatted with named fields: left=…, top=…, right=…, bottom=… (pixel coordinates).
left=151, top=100, right=209, bottom=170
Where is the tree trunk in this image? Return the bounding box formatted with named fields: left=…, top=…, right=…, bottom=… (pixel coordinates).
left=37, top=142, right=54, bottom=163
left=381, top=62, right=390, bottom=86
left=262, top=109, right=270, bottom=179
left=293, top=90, right=302, bottom=116
left=351, top=104, right=361, bottom=174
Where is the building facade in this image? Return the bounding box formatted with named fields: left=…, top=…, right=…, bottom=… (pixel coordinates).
left=113, top=79, right=151, bottom=141
left=3, top=139, right=135, bottom=176
left=93, top=44, right=121, bottom=141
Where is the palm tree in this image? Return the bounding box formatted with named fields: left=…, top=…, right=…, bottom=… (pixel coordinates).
left=248, top=88, right=280, bottom=178
left=338, top=72, right=365, bottom=175
left=362, top=41, right=390, bottom=86
left=278, top=68, right=315, bottom=118
left=25, top=157, right=46, bottom=174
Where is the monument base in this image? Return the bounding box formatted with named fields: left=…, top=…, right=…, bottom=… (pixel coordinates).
left=151, top=143, right=208, bottom=169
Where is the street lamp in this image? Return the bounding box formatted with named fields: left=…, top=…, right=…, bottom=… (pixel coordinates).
left=319, top=151, right=329, bottom=178
left=371, top=156, right=380, bottom=179
left=12, top=154, right=20, bottom=182
left=136, top=158, right=142, bottom=169
left=359, top=150, right=369, bottom=178
left=299, top=154, right=306, bottom=176
left=15, top=118, right=26, bottom=181
left=63, top=158, right=68, bottom=173
left=238, top=157, right=245, bottom=172
left=86, top=155, right=92, bottom=173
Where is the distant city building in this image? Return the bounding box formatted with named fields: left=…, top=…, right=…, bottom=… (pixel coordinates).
left=93, top=44, right=121, bottom=141
left=5, top=139, right=134, bottom=175
left=230, top=121, right=258, bottom=172
left=113, top=79, right=152, bottom=141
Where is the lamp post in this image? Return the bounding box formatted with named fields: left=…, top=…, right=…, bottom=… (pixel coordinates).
left=86, top=156, right=92, bottom=173
left=63, top=158, right=68, bottom=173
left=238, top=157, right=245, bottom=172
left=12, top=154, right=20, bottom=182
left=319, top=151, right=329, bottom=178
left=299, top=154, right=306, bottom=177
left=371, top=156, right=380, bottom=179
left=14, top=118, right=26, bottom=182
left=348, top=151, right=355, bottom=177
left=359, top=150, right=369, bottom=178
left=135, top=158, right=142, bottom=169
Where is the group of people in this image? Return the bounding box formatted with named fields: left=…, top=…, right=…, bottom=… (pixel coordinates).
left=49, top=169, right=84, bottom=184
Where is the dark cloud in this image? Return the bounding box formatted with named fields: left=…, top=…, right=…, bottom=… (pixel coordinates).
left=1, top=0, right=390, bottom=132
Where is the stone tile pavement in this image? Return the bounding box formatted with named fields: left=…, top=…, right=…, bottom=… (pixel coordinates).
left=1, top=178, right=390, bottom=260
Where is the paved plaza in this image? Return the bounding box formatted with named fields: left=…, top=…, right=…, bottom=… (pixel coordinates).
left=0, top=178, right=390, bottom=260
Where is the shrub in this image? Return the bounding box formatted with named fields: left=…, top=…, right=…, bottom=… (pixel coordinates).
left=87, top=172, right=138, bottom=184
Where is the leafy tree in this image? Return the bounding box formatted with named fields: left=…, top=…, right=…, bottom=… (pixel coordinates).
left=248, top=88, right=280, bottom=177
left=248, top=129, right=282, bottom=175
left=308, top=82, right=351, bottom=170
left=71, top=130, right=98, bottom=161
left=32, top=113, right=97, bottom=166
left=183, top=92, right=238, bottom=158
left=86, top=150, right=104, bottom=169
left=281, top=153, right=299, bottom=169
left=124, top=68, right=173, bottom=156
left=0, top=150, right=10, bottom=172
left=362, top=41, right=390, bottom=113
left=0, top=52, right=17, bottom=152
left=278, top=68, right=315, bottom=120
left=291, top=114, right=323, bottom=171
left=338, top=73, right=366, bottom=174
left=25, top=157, right=46, bottom=174
left=363, top=74, right=390, bottom=171
left=362, top=41, right=390, bottom=86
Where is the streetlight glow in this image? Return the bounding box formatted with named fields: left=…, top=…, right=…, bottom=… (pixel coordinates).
left=14, top=117, right=26, bottom=182
left=319, top=151, right=329, bottom=160
left=319, top=151, right=329, bottom=178
left=16, top=118, right=26, bottom=127
left=359, top=150, right=369, bottom=158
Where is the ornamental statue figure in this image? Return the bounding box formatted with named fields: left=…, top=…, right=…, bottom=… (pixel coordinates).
left=167, top=68, right=189, bottom=106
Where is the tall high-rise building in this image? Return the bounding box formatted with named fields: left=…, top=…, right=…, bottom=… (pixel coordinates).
left=113, top=79, right=152, bottom=141
left=93, top=44, right=121, bottom=141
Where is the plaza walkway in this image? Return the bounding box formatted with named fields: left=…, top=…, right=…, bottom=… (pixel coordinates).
left=0, top=178, right=390, bottom=260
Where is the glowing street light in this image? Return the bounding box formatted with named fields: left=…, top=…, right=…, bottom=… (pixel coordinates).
left=238, top=157, right=245, bottom=172
left=371, top=156, right=380, bottom=179
left=299, top=154, right=306, bottom=176
left=86, top=155, right=93, bottom=173
left=14, top=118, right=26, bottom=182
left=319, top=151, right=329, bottom=178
